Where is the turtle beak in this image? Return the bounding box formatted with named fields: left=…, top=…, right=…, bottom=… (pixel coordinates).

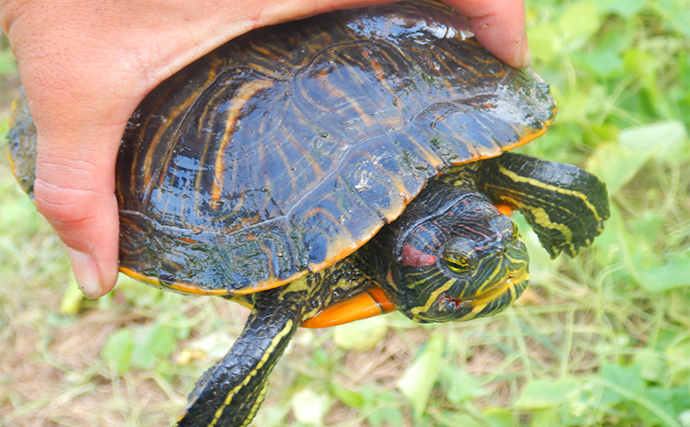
left=437, top=267, right=528, bottom=322
left=471, top=268, right=529, bottom=309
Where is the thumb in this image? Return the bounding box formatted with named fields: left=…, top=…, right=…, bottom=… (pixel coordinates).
left=31, top=103, right=130, bottom=298
left=446, top=0, right=530, bottom=69
left=6, top=2, right=159, bottom=298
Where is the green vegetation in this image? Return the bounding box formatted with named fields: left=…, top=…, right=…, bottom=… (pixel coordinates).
left=1, top=0, right=688, bottom=425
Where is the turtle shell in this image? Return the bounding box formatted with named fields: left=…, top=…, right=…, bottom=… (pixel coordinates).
left=113, top=0, right=555, bottom=295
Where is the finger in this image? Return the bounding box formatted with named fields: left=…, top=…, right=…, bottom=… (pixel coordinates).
left=444, top=0, right=530, bottom=68
left=4, top=1, right=147, bottom=297
left=30, top=101, right=132, bottom=298
left=15, top=53, right=142, bottom=297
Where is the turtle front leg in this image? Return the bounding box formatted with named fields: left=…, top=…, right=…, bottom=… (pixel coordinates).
left=175, top=261, right=372, bottom=427
left=477, top=152, right=610, bottom=258
left=175, top=291, right=302, bottom=427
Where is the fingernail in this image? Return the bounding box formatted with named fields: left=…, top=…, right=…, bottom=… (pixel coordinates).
left=66, top=248, right=103, bottom=299
left=517, top=32, right=531, bottom=69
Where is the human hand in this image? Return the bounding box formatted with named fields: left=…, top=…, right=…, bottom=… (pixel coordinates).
left=1, top=0, right=529, bottom=298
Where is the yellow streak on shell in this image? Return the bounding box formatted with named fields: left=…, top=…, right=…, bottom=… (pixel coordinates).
left=211, top=79, right=276, bottom=205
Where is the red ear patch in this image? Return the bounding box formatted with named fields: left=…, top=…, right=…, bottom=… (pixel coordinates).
left=402, top=243, right=437, bottom=267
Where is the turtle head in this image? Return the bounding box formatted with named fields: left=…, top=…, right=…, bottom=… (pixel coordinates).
left=378, top=186, right=529, bottom=323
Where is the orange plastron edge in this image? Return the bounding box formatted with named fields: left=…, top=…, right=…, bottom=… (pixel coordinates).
left=302, top=286, right=395, bottom=329
left=495, top=203, right=514, bottom=216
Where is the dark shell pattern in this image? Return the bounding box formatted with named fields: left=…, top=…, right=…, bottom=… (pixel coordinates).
left=113, top=0, right=556, bottom=295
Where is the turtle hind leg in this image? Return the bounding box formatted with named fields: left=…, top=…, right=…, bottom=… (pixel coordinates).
left=175, top=293, right=301, bottom=427
left=477, top=152, right=610, bottom=258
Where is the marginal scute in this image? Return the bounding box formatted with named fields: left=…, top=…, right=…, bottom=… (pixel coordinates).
left=287, top=173, right=384, bottom=269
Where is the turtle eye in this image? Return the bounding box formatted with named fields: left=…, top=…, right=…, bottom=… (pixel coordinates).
left=444, top=253, right=470, bottom=274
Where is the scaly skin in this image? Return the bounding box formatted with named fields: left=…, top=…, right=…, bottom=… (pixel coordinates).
left=476, top=152, right=610, bottom=258
left=175, top=168, right=537, bottom=426
left=175, top=261, right=373, bottom=427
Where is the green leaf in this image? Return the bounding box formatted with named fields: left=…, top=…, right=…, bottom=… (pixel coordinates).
left=529, top=407, right=560, bottom=427
left=397, top=333, right=444, bottom=418
left=116, top=274, right=167, bottom=308
left=167, top=315, right=192, bottom=340
left=482, top=407, right=517, bottom=427
left=634, top=349, right=667, bottom=383
left=291, top=388, right=331, bottom=426
left=558, top=2, right=600, bottom=46
left=587, top=123, right=620, bottom=145
left=0, top=49, right=17, bottom=76
left=528, top=23, right=561, bottom=64
left=579, top=49, right=623, bottom=78
left=633, top=387, right=679, bottom=427
left=131, top=328, right=158, bottom=370
left=310, top=348, right=330, bottom=367
left=149, top=324, right=177, bottom=356
left=333, top=315, right=387, bottom=351
left=619, top=120, right=690, bottom=163
left=596, top=0, right=646, bottom=18
left=441, top=366, right=488, bottom=404
left=672, top=388, right=690, bottom=421
left=438, top=413, right=484, bottom=427
left=635, top=250, right=690, bottom=292
left=513, top=378, right=579, bottom=409
left=101, top=328, right=134, bottom=373
left=329, top=382, right=364, bottom=408
left=367, top=406, right=404, bottom=427
left=361, top=389, right=404, bottom=427
left=630, top=211, right=665, bottom=247
left=585, top=143, right=648, bottom=195
left=680, top=410, right=690, bottom=427
left=669, top=8, right=690, bottom=38
left=130, top=323, right=177, bottom=369
left=0, top=196, right=39, bottom=236
left=555, top=89, right=595, bottom=124
left=594, top=372, right=684, bottom=427
left=601, top=362, right=645, bottom=392
left=178, top=331, right=236, bottom=365
left=623, top=48, right=658, bottom=86
left=600, top=362, right=645, bottom=404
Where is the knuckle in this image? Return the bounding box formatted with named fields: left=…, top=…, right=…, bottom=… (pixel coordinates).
left=39, top=150, right=102, bottom=174
left=32, top=178, right=99, bottom=227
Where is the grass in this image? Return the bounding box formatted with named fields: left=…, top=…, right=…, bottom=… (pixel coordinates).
left=1, top=0, right=689, bottom=426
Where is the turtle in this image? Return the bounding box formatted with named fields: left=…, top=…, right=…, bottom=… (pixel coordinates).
left=6, top=0, right=610, bottom=426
